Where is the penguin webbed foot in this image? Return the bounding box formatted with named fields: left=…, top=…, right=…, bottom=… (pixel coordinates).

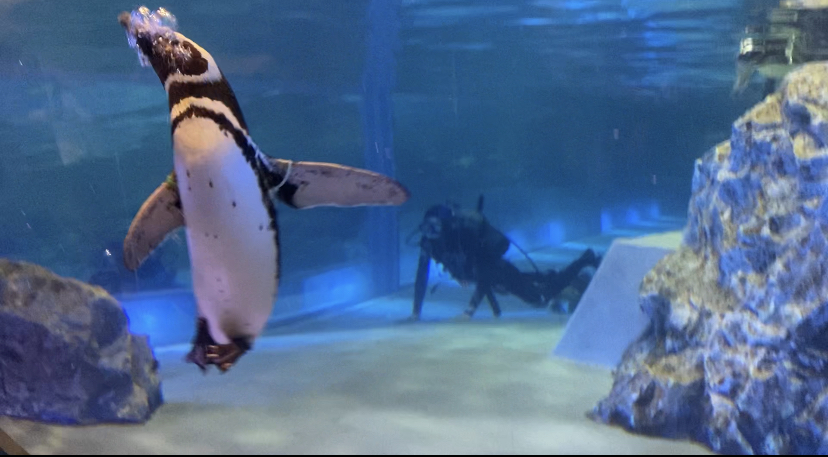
left=185, top=344, right=210, bottom=374
left=185, top=317, right=251, bottom=374
left=185, top=317, right=214, bottom=374
left=206, top=338, right=251, bottom=373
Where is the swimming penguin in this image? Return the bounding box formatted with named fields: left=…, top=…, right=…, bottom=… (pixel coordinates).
left=118, top=7, right=410, bottom=373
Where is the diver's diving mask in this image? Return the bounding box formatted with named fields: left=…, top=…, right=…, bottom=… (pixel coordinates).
left=420, top=216, right=443, bottom=239
left=419, top=204, right=455, bottom=240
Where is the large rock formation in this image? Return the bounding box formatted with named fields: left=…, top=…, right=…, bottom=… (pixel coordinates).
left=591, top=62, right=828, bottom=454
left=0, top=259, right=162, bottom=425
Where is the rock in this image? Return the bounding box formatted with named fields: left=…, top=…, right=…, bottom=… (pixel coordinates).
left=591, top=62, right=828, bottom=455
left=0, top=259, right=163, bottom=425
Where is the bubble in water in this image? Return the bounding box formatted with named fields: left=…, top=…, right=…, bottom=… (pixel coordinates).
left=129, top=6, right=179, bottom=35
left=153, top=7, right=178, bottom=30
left=124, top=6, right=182, bottom=68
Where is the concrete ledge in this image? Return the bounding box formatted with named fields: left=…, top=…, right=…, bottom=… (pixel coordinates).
left=552, top=230, right=683, bottom=368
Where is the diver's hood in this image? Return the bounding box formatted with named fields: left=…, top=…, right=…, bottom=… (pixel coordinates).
left=424, top=204, right=454, bottom=221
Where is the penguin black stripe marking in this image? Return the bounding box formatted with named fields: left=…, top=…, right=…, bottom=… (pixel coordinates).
left=135, top=36, right=210, bottom=83
left=176, top=41, right=209, bottom=75
left=167, top=79, right=249, bottom=132
left=274, top=176, right=300, bottom=209
left=170, top=105, right=301, bottom=208
left=119, top=7, right=409, bottom=374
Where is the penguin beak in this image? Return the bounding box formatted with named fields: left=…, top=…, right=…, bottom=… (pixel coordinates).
left=118, top=7, right=181, bottom=69
left=117, top=11, right=132, bottom=31
left=119, top=9, right=157, bottom=67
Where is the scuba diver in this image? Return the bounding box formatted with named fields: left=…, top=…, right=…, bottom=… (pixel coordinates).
left=406, top=195, right=601, bottom=321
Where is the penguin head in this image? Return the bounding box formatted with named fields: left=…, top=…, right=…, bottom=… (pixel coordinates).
left=119, top=7, right=221, bottom=88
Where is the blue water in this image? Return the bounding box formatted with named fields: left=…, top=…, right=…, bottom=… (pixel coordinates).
left=0, top=0, right=774, bottom=343
left=3, top=2, right=796, bottom=454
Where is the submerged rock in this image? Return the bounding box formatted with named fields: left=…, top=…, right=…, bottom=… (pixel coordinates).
left=591, top=62, right=828, bottom=455
left=0, top=259, right=162, bottom=425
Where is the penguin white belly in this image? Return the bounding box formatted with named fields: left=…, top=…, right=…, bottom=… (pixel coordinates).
left=173, top=117, right=278, bottom=345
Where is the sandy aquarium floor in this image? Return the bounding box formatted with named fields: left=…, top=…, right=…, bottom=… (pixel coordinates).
left=0, top=215, right=710, bottom=455
left=0, top=287, right=710, bottom=455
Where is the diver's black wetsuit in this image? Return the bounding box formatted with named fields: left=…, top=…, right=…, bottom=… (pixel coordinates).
left=410, top=200, right=600, bottom=319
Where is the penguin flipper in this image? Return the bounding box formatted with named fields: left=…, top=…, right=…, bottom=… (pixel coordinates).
left=123, top=172, right=185, bottom=271
left=267, top=159, right=410, bottom=209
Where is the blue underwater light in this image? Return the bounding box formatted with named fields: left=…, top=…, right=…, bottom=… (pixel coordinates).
left=560, top=0, right=600, bottom=11
left=515, top=17, right=556, bottom=27
left=119, top=290, right=197, bottom=347
left=625, top=207, right=641, bottom=225
left=600, top=209, right=613, bottom=233
left=649, top=200, right=661, bottom=219
left=543, top=220, right=567, bottom=246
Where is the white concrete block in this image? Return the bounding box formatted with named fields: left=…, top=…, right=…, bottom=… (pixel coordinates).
left=552, top=231, right=683, bottom=368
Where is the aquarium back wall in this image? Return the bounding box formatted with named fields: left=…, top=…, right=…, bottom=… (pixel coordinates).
left=0, top=0, right=761, bottom=323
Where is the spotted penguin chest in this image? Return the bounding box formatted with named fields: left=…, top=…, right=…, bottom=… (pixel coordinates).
left=172, top=117, right=278, bottom=345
